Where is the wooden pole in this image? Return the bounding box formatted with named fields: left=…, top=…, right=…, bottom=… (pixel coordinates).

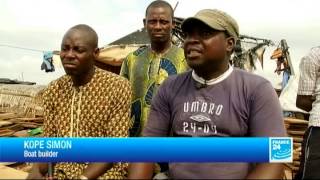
left=173, top=1, right=179, bottom=12
left=281, top=39, right=295, bottom=75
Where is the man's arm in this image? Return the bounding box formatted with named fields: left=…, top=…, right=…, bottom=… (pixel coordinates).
left=248, top=81, right=286, bottom=178
left=246, top=163, right=283, bottom=179
left=80, top=78, right=132, bottom=179
left=296, top=95, right=315, bottom=112
left=28, top=87, right=55, bottom=179
left=128, top=163, right=155, bottom=179
left=296, top=52, right=318, bottom=112
left=106, top=78, right=131, bottom=137
left=81, top=163, right=114, bottom=179
left=119, top=56, right=130, bottom=79
left=128, top=78, right=173, bottom=179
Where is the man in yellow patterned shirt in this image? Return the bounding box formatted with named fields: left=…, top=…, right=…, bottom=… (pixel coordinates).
left=27, top=24, right=131, bottom=179
left=120, top=0, right=188, bottom=137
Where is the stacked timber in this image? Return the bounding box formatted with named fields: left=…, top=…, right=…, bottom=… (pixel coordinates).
left=0, top=84, right=45, bottom=178
left=0, top=112, right=43, bottom=137
left=0, top=84, right=45, bottom=117
left=0, top=84, right=45, bottom=137
left=284, top=117, right=308, bottom=178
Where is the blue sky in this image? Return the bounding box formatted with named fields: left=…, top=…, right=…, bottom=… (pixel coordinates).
left=0, top=0, right=319, bottom=85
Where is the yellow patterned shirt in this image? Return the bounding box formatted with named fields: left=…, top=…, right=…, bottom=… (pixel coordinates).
left=120, top=45, right=188, bottom=136
left=42, top=68, right=131, bottom=179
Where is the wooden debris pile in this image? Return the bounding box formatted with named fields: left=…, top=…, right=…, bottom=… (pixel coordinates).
left=0, top=112, right=43, bottom=137
left=0, top=84, right=45, bottom=117
left=0, top=84, right=45, bottom=137
left=284, top=117, right=308, bottom=178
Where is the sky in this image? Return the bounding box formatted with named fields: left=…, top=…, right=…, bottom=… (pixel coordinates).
left=0, top=0, right=319, bottom=86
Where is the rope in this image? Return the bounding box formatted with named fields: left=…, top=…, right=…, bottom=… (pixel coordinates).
left=0, top=44, right=43, bottom=52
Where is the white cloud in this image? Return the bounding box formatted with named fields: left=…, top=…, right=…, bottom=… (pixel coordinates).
left=3, top=0, right=77, bottom=31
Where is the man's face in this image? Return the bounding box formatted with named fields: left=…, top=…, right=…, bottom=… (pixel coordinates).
left=144, top=6, right=174, bottom=44
left=183, top=21, right=234, bottom=71
left=60, top=30, right=98, bottom=76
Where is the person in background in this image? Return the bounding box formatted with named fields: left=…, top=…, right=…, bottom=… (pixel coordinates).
left=121, top=0, right=188, bottom=177
left=295, top=46, right=320, bottom=179
left=128, top=9, right=286, bottom=179
left=27, top=24, right=132, bottom=180
left=120, top=0, right=188, bottom=137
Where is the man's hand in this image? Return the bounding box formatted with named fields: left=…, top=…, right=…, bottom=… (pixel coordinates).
left=296, top=95, right=315, bottom=112
left=81, top=163, right=113, bottom=179
left=128, top=163, right=154, bottom=179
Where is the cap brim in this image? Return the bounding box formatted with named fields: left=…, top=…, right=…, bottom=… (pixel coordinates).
left=181, top=17, right=225, bottom=33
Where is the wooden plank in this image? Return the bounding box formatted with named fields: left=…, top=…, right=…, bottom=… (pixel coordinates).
left=293, top=137, right=303, bottom=143
left=0, top=165, right=28, bottom=179
left=14, top=122, right=41, bottom=128
left=293, top=161, right=300, bottom=166
left=293, top=143, right=301, bottom=148
left=7, top=117, right=43, bottom=123
left=13, top=130, right=29, bottom=137
left=0, top=124, right=24, bottom=132
left=0, top=113, right=18, bottom=121
left=283, top=168, right=293, bottom=180
left=0, top=163, right=15, bottom=166
left=0, top=129, right=14, bottom=137
left=284, top=118, right=308, bottom=125
left=0, top=121, right=13, bottom=127
left=287, top=130, right=305, bottom=136
left=285, top=163, right=299, bottom=171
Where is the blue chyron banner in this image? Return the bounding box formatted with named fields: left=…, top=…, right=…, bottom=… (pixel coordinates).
left=0, top=137, right=292, bottom=163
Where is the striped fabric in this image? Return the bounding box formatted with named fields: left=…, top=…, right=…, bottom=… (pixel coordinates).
left=297, top=47, right=320, bottom=126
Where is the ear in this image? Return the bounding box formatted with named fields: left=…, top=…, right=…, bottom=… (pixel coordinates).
left=93, top=48, right=100, bottom=60
left=226, top=37, right=235, bottom=53
left=172, top=17, right=176, bottom=26
left=143, top=18, right=146, bottom=27
left=171, top=19, right=176, bottom=30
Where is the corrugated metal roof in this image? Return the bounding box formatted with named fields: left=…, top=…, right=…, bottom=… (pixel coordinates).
left=109, top=28, right=150, bottom=45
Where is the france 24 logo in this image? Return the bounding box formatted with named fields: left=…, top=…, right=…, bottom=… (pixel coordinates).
left=269, top=137, right=293, bottom=163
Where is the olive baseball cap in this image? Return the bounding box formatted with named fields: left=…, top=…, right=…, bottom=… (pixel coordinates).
left=181, top=9, right=239, bottom=39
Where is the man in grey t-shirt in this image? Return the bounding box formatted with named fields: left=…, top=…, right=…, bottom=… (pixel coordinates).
left=128, top=9, right=286, bottom=179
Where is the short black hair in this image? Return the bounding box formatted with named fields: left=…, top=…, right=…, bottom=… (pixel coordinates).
left=145, top=0, right=174, bottom=18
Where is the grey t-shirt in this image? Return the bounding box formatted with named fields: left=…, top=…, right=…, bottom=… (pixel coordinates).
left=143, top=69, right=286, bottom=179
